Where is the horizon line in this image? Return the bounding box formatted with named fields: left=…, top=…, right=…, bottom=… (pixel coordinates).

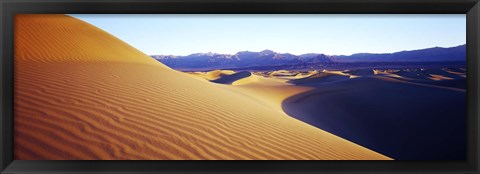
left=148, top=44, right=466, bottom=57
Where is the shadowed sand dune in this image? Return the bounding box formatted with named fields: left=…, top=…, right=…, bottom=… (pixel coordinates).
left=211, top=71, right=252, bottom=84
left=14, top=14, right=391, bottom=160
left=282, top=76, right=466, bottom=160
left=371, top=68, right=466, bottom=90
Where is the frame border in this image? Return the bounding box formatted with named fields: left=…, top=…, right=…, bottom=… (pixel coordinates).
left=1, top=0, right=479, bottom=173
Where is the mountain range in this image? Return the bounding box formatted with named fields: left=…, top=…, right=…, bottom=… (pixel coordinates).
left=151, top=44, right=465, bottom=70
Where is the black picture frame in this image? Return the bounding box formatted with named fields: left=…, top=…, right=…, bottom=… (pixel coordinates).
left=1, top=0, right=479, bottom=173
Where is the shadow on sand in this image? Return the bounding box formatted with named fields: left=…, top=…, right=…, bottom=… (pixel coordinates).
left=211, top=71, right=252, bottom=84
left=282, top=76, right=466, bottom=160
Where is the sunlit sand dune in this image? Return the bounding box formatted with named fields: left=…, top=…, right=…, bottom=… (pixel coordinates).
left=187, top=70, right=236, bottom=81
left=445, top=68, right=466, bottom=78
left=234, top=85, right=313, bottom=112
left=189, top=70, right=290, bottom=86
left=14, top=14, right=390, bottom=160
left=288, top=71, right=351, bottom=85
left=322, top=70, right=360, bottom=79
left=373, top=69, right=407, bottom=79
left=265, top=70, right=322, bottom=80
left=232, top=73, right=288, bottom=86
left=269, top=70, right=297, bottom=77
left=294, top=70, right=319, bottom=79
left=207, top=70, right=236, bottom=79
left=428, top=74, right=454, bottom=81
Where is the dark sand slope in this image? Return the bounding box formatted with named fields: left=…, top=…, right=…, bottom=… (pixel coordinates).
left=383, top=68, right=466, bottom=89
left=283, top=76, right=466, bottom=160
left=14, top=15, right=391, bottom=160
left=211, top=71, right=252, bottom=84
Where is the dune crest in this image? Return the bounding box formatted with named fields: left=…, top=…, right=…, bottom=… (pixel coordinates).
left=187, top=70, right=237, bottom=81
left=232, top=73, right=288, bottom=86
left=15, top=15, right=161, bottom=66
left=428, top=74, right=454, bottom=81
left=14, top=14, right=390, bottom=160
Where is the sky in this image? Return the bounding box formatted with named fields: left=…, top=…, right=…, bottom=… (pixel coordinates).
left=70, top=14, right=466, bottom=56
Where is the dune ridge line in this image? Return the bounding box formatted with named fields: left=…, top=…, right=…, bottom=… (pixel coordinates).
left=14, top=14, right=391, bottom=160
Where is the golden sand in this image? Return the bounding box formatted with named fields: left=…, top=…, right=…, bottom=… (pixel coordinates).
left=187, top=70, right=236, bottom=81
left=14, top=14, right=391, bottom=160
left=428, top=74, right=454, bottom=81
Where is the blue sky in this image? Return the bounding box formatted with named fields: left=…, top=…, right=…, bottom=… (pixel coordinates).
left=70, top=14, right=465, bottom=56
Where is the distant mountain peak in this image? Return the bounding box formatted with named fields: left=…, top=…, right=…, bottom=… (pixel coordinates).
left=151, top=44, right=466, bottom=70
left=235, top=50, right=254, bottom=54
left=333, top=44, right=466, bottom=62
left=260, top=49, right=276, bottom=55
left=188, top=52, right=218, bottom=57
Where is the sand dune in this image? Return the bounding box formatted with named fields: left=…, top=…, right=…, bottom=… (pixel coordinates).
left=264, top=70, right=322, bottom=80
left=428, top=74, right=454, bottom=81
left=187, top=70, right=236, bottom=81
left=211, top=71, right=252, bottom=84
left=210, top=68, right=465, bottom=160
left=294, top=70, right=319, bottom=78
left=289, top=71, right=351, bottom=85
left=233, top=85, right=313, bottom=113
left=269, top=70, right=297, bottom=77
left=14, top=14, right=390, bottom=160
left=206, top=70, right=236, bottom=79
left=189, top=70, right=289, bottom=86
left=282, top=76, right=466, bottom=160
left=445, top=68, right=466, bottom=78
left=345, top=69, right=374, bottom=76
left=370, top=68, right=466, bottom=90
left=373, top=69, right=407, bottom=79
left=232, top=73, right=288, bottom=86
left=372, top=68, right=466, bottom=81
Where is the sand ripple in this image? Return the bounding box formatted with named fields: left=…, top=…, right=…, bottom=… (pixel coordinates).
left=14, top=14, right=390, bottom=160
